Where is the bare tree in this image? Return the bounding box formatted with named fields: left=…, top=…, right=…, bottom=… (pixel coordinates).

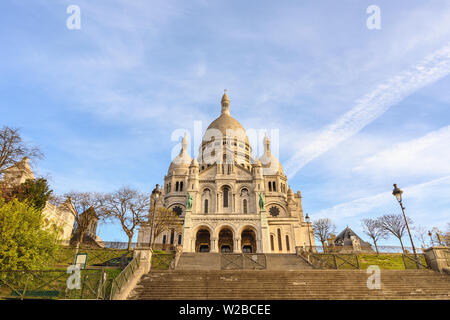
left=58, top=191, right=106, bottom=249
left=361, top=218, right=388, bottom=254
left=148, top=207, right=183, bottom=248
left=0, top=126, right=43, bottom=174
left=413, top=225, right=430, bottom=249
left=312, top=218, right=336, bottom=250
left=100, top=187, right=150, bottom=251
left=377, top=214, right=412, bottom=252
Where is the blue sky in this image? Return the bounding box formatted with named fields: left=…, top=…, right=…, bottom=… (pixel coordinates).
left=1, top=0, right=449, bottom=246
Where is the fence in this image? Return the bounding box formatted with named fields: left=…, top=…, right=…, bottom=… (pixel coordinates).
left=297, top=246, right=430, bottom=270
left=58, top=240, right=139, bottom=250
left=302, top=245, right=425, bottom=254
left=221, top=254, right=267, bottom=270
left=0, top=269, right=111, bottom=300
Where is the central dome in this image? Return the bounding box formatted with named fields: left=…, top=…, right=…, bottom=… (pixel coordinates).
left=206, top=113, right=248, bottom=141
left=203, top=90, right=250, bottom=146
left=199, top=91, right=254, bottom=169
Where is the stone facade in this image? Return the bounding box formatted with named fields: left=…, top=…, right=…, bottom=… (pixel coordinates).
left=138, top=92, right=315, bottom=253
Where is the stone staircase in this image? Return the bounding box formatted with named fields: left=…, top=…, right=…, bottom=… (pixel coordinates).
left=129, top=269, right=450, bottom=300
left=128, top=253, right=450, bottom=300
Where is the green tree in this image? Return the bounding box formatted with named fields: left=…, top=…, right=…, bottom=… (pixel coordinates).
left=1, top=178, right=53, bottom=211
left=0, top=198, right=60, bottom=271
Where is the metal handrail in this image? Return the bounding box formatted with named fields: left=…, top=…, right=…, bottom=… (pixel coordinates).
left=109, top=252, right=141, bottom=299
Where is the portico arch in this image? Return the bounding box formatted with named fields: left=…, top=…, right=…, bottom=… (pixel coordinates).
left=241, top=228, right=257, bottom=253
left=195, top=228, right=211, bottom=252
left=218, top=228, right=234, bottom=253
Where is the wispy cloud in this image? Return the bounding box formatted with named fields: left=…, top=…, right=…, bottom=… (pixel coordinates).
left=284, top=42, right=450, bottom=178
left=354, top=125, right=450, bottom=177
left=314, top=175, right=450, bottom=221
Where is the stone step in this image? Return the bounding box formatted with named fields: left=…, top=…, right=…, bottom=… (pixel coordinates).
left=130, top=268, right=450, bottom=300
left=175, top=253, right=222, bottom=270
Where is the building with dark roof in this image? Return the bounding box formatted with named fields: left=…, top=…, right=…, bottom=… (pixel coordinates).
left=333, top=226, right=373, bottom=253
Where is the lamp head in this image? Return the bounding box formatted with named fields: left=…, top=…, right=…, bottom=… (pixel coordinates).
left=392, top=183, right=403, bottom=202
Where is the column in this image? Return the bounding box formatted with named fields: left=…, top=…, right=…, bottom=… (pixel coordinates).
left=211, top=237, right=218, bottom=253
left=234, top=237, right=242, bottom=253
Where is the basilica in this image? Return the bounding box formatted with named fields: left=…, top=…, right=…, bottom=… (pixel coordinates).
left=137, top=91, right=315, bottom=253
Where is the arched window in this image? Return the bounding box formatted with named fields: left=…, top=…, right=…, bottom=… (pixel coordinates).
left=170, top=229, right=175, bottom=244
left=223, top=186, right=229, bottom=208
left=286, top=235, right=290, bottom=251
left=162, top=235, right=167, bottom=244
left=277, top=229, right=282, bottom=251
left=272, top=181, right=276, bottom=192
left=175, top=181, right=179, bottom=192
left=180, top=181, right=183, bottom=192
left=268, top=182, right=272, bottom=192
left=168, top=183, right=171, bottom=192
left=243, top=199, right=247, bottom=214
left=178, top=234, right=182, bottom=245
left=204, top=199, right=209, bottom=213
left=270, top=235, right=275, bottom=251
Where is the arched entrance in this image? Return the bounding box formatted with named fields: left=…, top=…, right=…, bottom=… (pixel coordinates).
left=195, top=229, right=211, bottom=252
left=241, top=228, right=257, bottom=253
left=218, top=228, right=234, bottom=253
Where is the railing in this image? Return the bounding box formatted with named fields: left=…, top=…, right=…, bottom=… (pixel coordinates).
left=0, top=269, right=109, bottom=300
left=221, top=253, right=267, bottom=270
left=59, top=240, right=139, bottom=250
left=300, top=245, right=425, bottom=254
left=307, top=253, right=360, bottom=270
left=109, top=252, right=141, bottom=299
left=402, top=254, right=430, bottom=270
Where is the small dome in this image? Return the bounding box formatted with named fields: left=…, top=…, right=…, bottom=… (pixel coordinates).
left=259, top=135, right=284, bottom=175
left=168, top=133, right=192, bottom=173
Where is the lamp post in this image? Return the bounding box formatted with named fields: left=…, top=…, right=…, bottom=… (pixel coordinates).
left=305, top=213, right=312, bottom=252
left=392, top=184, right=419, bottom=268
left=149, top=184, right=161, bottom=249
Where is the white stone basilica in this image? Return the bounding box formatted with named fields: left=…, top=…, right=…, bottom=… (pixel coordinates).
left=137, top=91, right=315, bottom=253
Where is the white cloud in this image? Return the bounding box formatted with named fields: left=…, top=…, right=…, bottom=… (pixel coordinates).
left=283, top=42, right=450, bottom=179
left=354, top=125, right=450, bottom=177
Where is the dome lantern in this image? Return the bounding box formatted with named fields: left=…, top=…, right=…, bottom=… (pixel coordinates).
left=221, top=89, right=230, bottom=115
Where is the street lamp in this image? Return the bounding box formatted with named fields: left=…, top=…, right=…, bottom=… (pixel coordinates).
left=392, top=184, right=419, bottom=268
left=305, top=213, right=312, bottom=252
left=149, top=184, right=161, bottom=249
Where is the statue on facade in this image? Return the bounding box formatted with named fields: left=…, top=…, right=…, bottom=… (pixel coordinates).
left=186, top=193, right=193, bottom=210
left=258, top=193, right=265, bottom=211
